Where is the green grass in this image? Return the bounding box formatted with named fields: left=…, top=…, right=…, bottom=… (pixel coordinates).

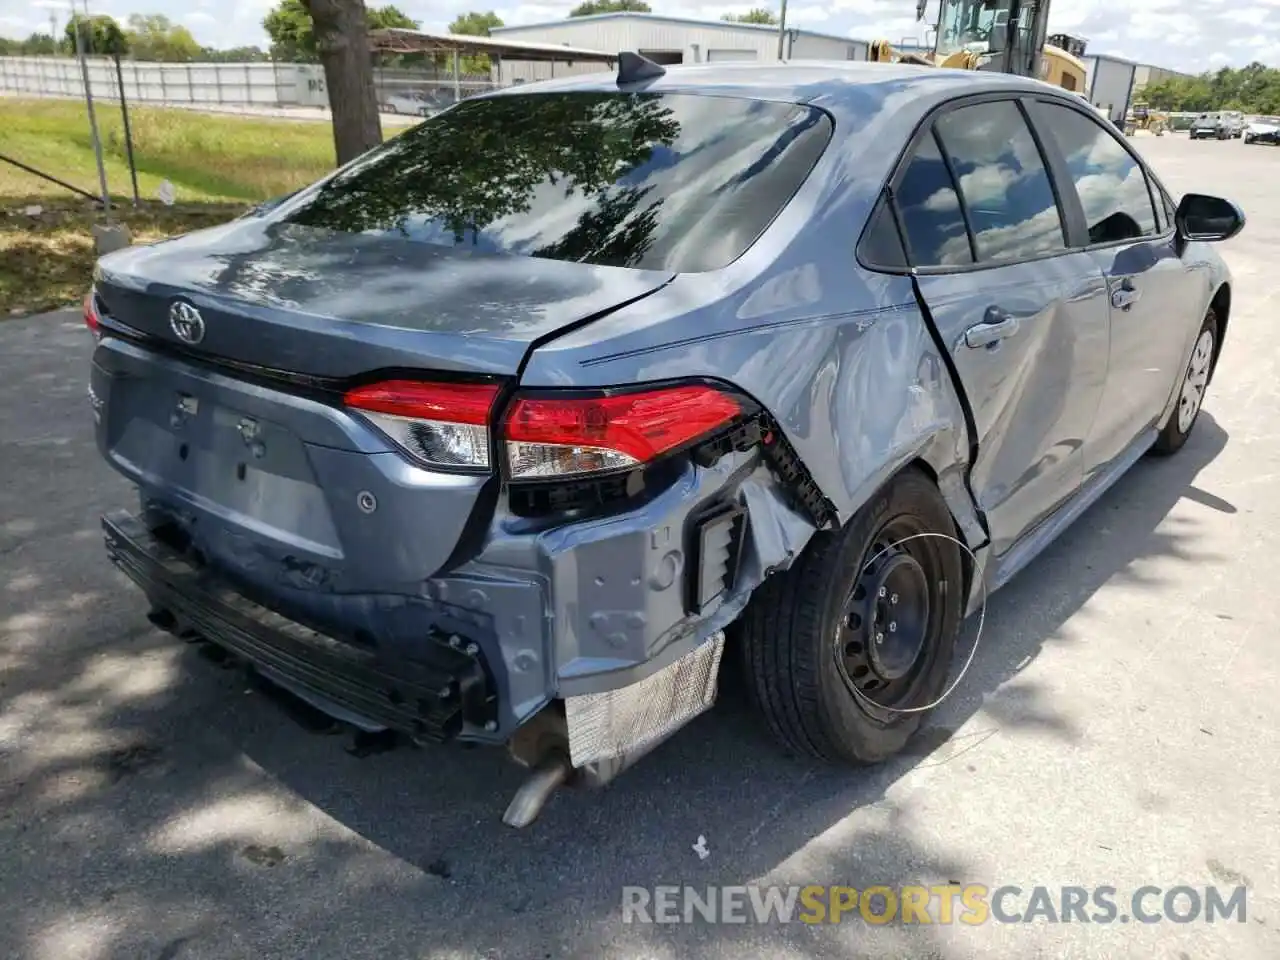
left=0, top=98, right=355, bottom=316
left=0, top=97, right=339, bottom=203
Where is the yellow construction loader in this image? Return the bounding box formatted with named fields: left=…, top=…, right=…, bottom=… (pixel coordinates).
left=871, top=0, right=1089, bottom=98
left=1124, top=99, right=1169, bottom=136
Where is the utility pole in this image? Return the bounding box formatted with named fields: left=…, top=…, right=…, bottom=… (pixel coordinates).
left=776, top=0, right=789, bottom=60
left=73, top=0, right=112, bottom=220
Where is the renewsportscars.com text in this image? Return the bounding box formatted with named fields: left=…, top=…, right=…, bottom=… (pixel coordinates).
left=621, top=884, right=1247, bottom=926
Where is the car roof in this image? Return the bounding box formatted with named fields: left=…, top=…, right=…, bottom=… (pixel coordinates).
left=485, top=61, right=1066, bottom=121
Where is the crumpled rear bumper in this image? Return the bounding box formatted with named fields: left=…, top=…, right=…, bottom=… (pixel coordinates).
left=103, top=444, right=821, bottom=749
left=103, top=510, right=499, bottom=742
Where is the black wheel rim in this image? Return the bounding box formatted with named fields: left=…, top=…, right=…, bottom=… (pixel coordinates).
left=833, top=514, right=949, bottom=721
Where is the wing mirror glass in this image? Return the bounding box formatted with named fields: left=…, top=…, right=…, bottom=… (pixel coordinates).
left=1175, top=193, right=1244, bottom=243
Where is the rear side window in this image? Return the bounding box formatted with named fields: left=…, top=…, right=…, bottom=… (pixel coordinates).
left=894, top=131, right=974, bottom=267
left=934, top=101, right=1067, bottom=262
left=276, top=92, right=833, bottom=273
left=1030, top=101, right=1159, bottom=244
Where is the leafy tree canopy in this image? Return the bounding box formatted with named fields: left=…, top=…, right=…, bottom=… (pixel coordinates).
left=63, top=14, right=129, bottom=57
left=125, top=13, right=201, bottom=62
left=449, top=11, right=504, bottom=36
left=263, top=0, right=417, bottom=62
left=568, top=0, right=652, bottom=16
left=721, top=8, right=778, bottom=24
left=1142, top=63, right=1280, bottom=115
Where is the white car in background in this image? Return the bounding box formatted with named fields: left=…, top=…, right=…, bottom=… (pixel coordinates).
left=379, top=92, right=431, bottom=117
left=1244, top=116, right=1280, bottom=145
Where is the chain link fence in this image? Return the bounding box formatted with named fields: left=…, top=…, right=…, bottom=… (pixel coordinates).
left=0, top=55, right=503, bottom=117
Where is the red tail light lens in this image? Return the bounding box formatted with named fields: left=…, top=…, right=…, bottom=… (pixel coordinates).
left=344, top=380, right=500, bottom=470
left=503, top=384, right=742, bottom=479
left=83, top=290, right=101, bottom=338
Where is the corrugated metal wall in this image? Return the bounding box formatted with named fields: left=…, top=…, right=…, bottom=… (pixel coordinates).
left=494, top=18, right=867, bottom=84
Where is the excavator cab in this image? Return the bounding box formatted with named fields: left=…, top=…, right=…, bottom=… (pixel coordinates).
left=932, top=0, right=1050, bottom=78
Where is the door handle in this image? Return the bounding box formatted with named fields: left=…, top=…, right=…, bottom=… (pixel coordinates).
left=963, top=308, right=1021, bottom=349
left=1111, top=283, right=1141, bottom=310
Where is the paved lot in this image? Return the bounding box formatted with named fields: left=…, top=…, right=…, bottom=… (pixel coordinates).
left=2, top=133, right=1279, bottom=960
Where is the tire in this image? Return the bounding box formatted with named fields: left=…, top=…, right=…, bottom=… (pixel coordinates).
left=1152, top=308, right=1218, bottom=456
left=741, top=467, right=965, bottom=764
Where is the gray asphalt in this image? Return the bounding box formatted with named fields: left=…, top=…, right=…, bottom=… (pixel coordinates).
left=2, top=133, right=1278, bottom=960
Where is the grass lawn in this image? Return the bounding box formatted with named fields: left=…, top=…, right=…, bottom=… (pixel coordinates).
left=1, top=98, right=354, bottom=316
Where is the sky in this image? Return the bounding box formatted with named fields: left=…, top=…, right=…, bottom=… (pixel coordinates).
left=3, top=0, right=1280, bottom=73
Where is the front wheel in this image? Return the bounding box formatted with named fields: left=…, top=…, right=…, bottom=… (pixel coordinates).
left=1152, top=309, right=1218, bottom=456
left=741, top=468, right=965, bottom=763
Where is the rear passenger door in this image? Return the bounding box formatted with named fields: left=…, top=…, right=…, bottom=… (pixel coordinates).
left=888, top=97, right=1111, bottom=557
left=1027, top=99, right=1204, bottom=480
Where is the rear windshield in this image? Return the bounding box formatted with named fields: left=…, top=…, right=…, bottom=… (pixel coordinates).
left=277, top=91, right=833, bottom=273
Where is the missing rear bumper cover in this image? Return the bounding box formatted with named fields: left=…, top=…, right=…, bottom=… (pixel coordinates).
left=103, top=510, right=497, bottom=742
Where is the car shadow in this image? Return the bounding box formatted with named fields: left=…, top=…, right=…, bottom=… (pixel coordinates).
left=0, top=317, right=1231, bottom=959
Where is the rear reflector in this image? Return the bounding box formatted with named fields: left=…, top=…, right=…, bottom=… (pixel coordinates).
left=83, top=290, right=101, bottom=338
left=503, top=384, right=741, bottom=480
left=344, top=380, right=499, bottom=470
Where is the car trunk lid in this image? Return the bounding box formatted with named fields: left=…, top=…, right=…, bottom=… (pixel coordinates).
left=93, top=219, right=675, bottom=379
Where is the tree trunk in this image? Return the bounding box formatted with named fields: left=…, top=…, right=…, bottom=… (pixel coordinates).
left=303, top=0, right=382, bottom=166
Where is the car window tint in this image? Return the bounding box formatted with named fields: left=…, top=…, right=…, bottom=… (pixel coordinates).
left=894, top=131, right=973, bottom=266
left=860, top=194, right=908, bottom=269
left=1031, top=101, right=1159, bottom=244
left=276, top=92, right=833, bottom=274
left=934, top=101, right=1066, bottom=262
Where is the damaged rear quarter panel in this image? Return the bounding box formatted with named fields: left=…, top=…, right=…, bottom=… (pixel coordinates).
left=517, top=90, right=988, bottom=620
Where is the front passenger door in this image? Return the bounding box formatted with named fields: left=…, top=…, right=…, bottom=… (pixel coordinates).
left=1029, top=100, right=1204, bottom=480
left=890, top=98, right=1111, bottom=558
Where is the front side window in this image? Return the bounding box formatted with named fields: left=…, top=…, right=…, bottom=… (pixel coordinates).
left=1030, top=100, right=1159, bottom=244
left=935, top=100, right=1067, bottom=262
left=275, top=92, right=833, bottom=273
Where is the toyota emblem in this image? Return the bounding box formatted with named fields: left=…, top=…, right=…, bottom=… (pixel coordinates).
left=168, top=300, right=205, bottom=345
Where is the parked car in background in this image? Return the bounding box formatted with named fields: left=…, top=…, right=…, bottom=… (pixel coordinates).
left=1245, top=117, right=1280, bottom=144
left=84, top=61, right=1244, bottom=827
left=379, top=92, right=431, bottom=116
left=1191, top=110, right=1245, bottom=140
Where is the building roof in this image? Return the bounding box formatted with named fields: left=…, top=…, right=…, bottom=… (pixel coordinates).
left=490, top=12, right=869, bottom=48
left=368, top=27, right=618, bottom=62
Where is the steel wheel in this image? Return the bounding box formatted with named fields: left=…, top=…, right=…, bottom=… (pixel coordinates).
left=1177, top=328, right=1214, bottom=434
left=833, top=514, right=949, bottom=723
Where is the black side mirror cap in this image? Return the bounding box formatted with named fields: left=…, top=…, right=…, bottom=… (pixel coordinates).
left=1175, top=193, right=1245, bottom=243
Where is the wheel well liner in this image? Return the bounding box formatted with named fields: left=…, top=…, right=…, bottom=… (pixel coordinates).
left=1208, top=282, right=1230, bottom=381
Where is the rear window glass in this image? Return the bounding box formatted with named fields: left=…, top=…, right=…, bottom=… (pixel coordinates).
left=277, top=92, right=833, bottom=273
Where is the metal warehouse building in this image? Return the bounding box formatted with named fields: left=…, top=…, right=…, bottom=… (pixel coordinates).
left=489, top=13, right=870, bottom=85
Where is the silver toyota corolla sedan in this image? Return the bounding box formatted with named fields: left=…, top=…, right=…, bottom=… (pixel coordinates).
left=84, top=57, right=1243, bottom=825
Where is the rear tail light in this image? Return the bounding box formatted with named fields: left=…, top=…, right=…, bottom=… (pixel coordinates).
left=503, top=384, right=742, bottom=480
left=344, top=380, right=499, bottom=470
left=83, top=290, right=101, bottom=339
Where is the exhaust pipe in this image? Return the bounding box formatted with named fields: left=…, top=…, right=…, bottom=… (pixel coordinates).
left=502, top=753, right=572, bottom=828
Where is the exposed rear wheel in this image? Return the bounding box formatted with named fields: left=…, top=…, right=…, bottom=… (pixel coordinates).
left=741, top=468, right=965, bottom=764
left=1152, top=308, right=1218, bottom=456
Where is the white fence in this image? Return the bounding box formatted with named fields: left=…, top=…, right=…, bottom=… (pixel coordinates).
left=0, top=56, right=500, bottom=112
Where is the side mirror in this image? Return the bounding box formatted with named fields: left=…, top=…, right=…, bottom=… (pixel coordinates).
left=1175, top=193, right=1244, bottom=243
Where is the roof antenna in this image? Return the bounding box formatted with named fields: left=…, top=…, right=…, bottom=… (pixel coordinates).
left=617, top=51, right=666, bottom=86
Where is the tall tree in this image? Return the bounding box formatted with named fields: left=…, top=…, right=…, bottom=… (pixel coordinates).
left=302, top=0, right=383, bottom=165
left=449, top=11, right=503, bottom=35
left=264, top=0, right=417, bottom=61
left=448, top=11, right=504, bottom=74
left=568, top=0, right=651, bottom=16
left=125, top=14, right=202, bottom=61
left=721, top=8, right=778, bottom=24
left=63, top=14, right=129, bottom=56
